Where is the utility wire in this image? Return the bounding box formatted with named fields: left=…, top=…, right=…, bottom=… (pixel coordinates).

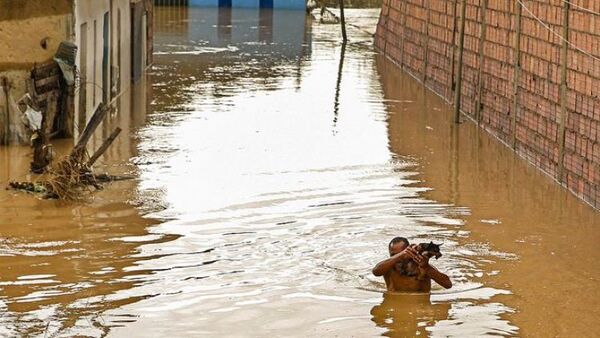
left=517, top=0, right=600, bottom=63
left=561, top=0, right=600, bottom=16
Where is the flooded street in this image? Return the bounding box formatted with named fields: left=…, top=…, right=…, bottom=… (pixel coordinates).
left=1, top=6, right=599, bottom=337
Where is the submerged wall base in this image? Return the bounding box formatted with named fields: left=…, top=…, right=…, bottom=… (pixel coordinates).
left=375, top=0, right=600, bottom=209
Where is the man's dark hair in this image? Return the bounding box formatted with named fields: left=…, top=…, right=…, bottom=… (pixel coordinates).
left=389, top=236, right=409, bottom=249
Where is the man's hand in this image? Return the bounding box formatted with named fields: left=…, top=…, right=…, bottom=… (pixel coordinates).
left=372, top=245, right=418, bottom=277
left=412, top=252, right=430, bottom=269
left=398, top=245, right=420, bottom=262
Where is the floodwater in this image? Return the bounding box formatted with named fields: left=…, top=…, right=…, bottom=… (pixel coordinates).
left=0, top=6, right=599, bottom=338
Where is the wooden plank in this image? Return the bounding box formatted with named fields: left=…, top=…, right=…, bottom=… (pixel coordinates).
left=44, top=91, right=59, bottom=136
left=70, top=103, right=109, bottom=161
left=87, top=127, right=122, bottom=167
left=36, top=90, right=60, bottom=103
left=35, top=81, right=61, bottom=95
left=25, top=78, right=39, bottom=101
left=35, top=75, right=60, bottom=89
left=62, top=86, right=75, bottom=138
left=32, top=62, right=60, bottom=79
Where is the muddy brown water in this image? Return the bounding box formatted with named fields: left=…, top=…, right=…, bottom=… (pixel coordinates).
left=0, top=7, right=598, bottom=337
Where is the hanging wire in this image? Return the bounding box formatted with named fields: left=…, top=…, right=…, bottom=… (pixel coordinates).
left=517, top=0, right=600, bottom=63
left=561, top=0, right=600, bottom=16
left=73, top=68, right=106, bottom=98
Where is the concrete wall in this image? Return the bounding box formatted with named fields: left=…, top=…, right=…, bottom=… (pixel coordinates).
left=111, top=0, right=133, bottom=97
left=0, top=0, right=73, bottom=69
left=0, top=0, right=152, bottom=144
left=74, top=0, right=136, bottom=134
left=0, top=0, right=74, bottom=144
left=74, top=0, right=110, bottom=128
left=375, top=0, right=600, bottom=209
left=188, top=0, right=305, bottom=10
left=0, top=15, right=73, bottom=70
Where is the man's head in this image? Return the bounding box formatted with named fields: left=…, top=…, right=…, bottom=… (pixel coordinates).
left=388, top=237, right=409, bottom=256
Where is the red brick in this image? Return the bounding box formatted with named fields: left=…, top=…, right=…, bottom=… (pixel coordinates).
left=375, top=0, right=600, bottom=208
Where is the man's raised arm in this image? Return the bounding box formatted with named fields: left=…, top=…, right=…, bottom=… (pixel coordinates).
left=372, top=246, right=418, bottom=276
left=412, top=254, right=452, bottom=289
left=424, top=265, right=452, bottom=289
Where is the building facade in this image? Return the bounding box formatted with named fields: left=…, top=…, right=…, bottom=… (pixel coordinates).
left=0, top=0, right=153, bottom=144
left=156, top=0, right=305, bottom=10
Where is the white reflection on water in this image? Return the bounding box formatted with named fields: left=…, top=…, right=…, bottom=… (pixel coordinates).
left=102, top=7, right=518, bottom=338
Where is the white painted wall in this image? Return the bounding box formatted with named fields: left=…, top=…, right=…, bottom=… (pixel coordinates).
left=111, top=0, right=132, bottom=97
left=74, top=0, right=108, bottom=127
left=74, top=0, right=131, bottom=133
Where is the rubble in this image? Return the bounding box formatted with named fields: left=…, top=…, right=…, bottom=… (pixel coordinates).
left=8, top=103, right=129, bottom=200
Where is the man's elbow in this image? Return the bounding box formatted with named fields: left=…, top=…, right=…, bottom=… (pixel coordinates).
left=441, top=278, right=452, bottom=289
left=372, top=267, right=383, bottom=277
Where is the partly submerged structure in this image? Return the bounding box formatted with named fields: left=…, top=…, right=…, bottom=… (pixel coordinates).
left=0, top=0, right=153, bottom=145
left=155, top=0, right=305, bottom=10
left=375, top=0, right=600, bottom=209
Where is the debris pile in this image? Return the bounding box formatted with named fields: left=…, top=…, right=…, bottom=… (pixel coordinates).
left=5, top=42, right=129, bottom=200
left=9, top=104, right=129, bottom=200
left=319, top=7, right=340, bottom=24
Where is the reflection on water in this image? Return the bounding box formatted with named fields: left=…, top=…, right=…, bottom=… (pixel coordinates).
left=371, top=293, right=451, bottom=337
left=152, top=6, right=311, bottom=113
left=0, top=5, right=598, bottom=338
left=378, top=54, right=600, bottom=337
left=0, top=80, right=159, bottom=337
left=107, top=7, right=518, bottom=337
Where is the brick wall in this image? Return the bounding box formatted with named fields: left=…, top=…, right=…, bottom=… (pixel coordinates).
left=375, top=0, right=600, bottom=209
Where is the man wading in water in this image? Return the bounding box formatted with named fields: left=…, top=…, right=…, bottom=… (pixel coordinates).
left=372, top=237, right=452, bottom=292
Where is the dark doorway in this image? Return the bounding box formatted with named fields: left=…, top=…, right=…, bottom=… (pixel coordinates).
left=103, top=12, right=110, bottom=103
left=218, top=0, right=232, bottom=7
left=260, top=0, right=273, bottom=8
left=131, top=2, right=144, bottom=83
